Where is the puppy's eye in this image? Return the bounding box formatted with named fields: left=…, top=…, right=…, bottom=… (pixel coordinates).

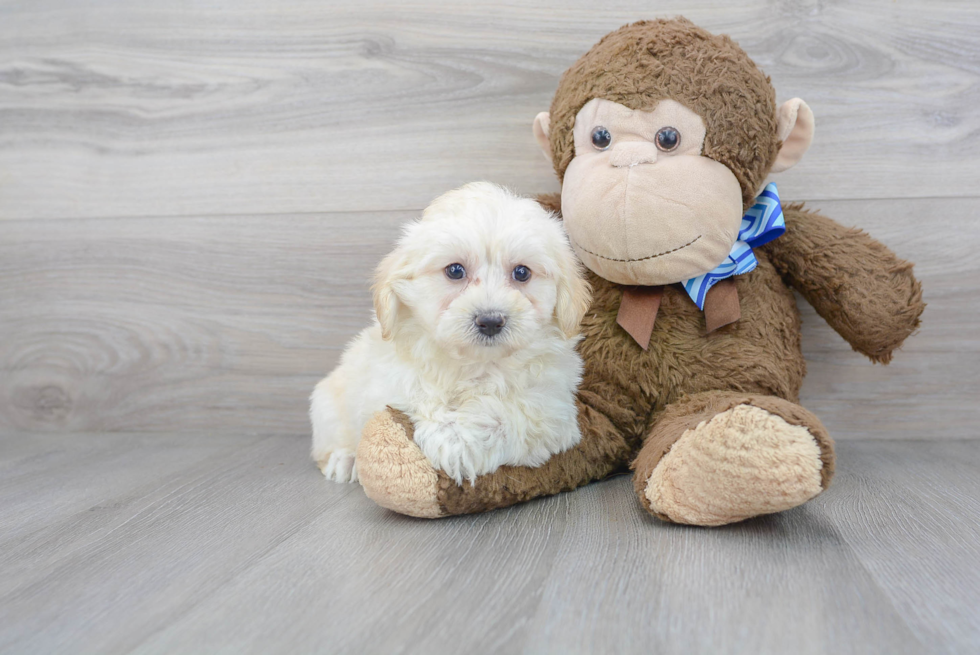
left=512, top=265, right=531, bottom=283
left=655, top=127, right=680, bottom=152
left=591, top=126, right=611, bottom=150
left=445, top=263, right=466, bottom=280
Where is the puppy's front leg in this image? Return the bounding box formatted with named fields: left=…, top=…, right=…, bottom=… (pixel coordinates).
left=310, top=373, right=358, bottom=483
left=413, top=413, right=500, bottom=485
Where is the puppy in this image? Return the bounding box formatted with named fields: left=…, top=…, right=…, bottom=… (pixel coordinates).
left=310, top=182, right=591, bottom=485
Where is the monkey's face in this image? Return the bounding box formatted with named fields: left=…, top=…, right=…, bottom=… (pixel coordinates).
left=560, top=98, right=744, bottom=286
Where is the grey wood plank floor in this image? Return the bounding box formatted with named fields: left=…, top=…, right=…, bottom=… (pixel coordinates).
left=2, top=2, right=980, bottom=654
left=1, top=433, right=978, bottom=655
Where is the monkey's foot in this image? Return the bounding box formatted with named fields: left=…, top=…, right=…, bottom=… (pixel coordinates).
left=632, top=393, right=835, bottom=526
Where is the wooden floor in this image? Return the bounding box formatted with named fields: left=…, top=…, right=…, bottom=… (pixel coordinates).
left=3, top=1, right=980, bottom=653
left=1, top=433, right=978, bottom=655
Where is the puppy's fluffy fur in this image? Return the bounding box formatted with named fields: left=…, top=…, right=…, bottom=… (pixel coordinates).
left=310, top=182, right=591, bottom=484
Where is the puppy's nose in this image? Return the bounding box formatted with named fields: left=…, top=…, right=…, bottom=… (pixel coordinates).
left=474, top=314, right=506, bottom=337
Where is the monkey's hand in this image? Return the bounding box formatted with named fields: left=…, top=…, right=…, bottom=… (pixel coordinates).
left=356, top=404, right=629, bottom=518
left=762, top=203, right=924, bottom=363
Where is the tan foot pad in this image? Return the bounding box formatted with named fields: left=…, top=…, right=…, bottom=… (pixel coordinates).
left=356, top=410, right=445, bottom=519
left=646, top=404, right=824, bottom=526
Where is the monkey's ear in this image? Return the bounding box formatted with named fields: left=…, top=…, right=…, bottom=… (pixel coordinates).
left=772, top=99, right=815, bottom=173
left=533, top=112, right=553, bottom=164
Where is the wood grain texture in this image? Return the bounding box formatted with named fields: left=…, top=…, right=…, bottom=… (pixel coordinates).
left=1, top=197, right=977, bottom=438
left=2, top=4, right=978, bottom=653
left=1, top=1, right=977, bottom=437
left=0, top=210, right=407, bottom=434
left=1, top=433, right=977, bottom=654
left=1, top=0, right=979, bottom=219
left=824, top=440, right=980, bottom=654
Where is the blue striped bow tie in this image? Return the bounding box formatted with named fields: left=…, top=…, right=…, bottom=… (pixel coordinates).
left=682, top=183, right=785, bottom=309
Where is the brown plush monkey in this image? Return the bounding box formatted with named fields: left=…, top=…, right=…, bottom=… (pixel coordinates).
left=354, top=18, right=925, bottom=526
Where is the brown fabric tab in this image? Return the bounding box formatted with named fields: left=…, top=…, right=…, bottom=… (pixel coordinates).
left=616, top=286, right=663, bottom=350
left=704, top=278, right=741, bottom=332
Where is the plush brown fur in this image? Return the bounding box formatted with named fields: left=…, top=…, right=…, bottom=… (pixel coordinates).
left=426, top=198, right=819, bottom=513
left=355, top=18, right=926, bottom=525
left=548, top=18, right=780, bottom=208
left=763, top=204, right=924, bottom=363
left=358, top=192, right=923, bottom=522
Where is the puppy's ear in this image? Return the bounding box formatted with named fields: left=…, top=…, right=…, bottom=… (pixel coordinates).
left=372, top=249, right=405, bottom=341
left=553, top=244, right=591, bottom=339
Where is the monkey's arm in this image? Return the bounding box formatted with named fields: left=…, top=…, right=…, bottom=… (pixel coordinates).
left=356, top=402, right=631, bottom=517
left=760, top=203, right=924, bottom=364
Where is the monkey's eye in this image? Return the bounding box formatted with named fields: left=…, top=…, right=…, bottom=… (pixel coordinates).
left=655, top=127, right=680, bottom=152
left=512, top=265, right=531, bottom=283
left=445, top=263, right=466, bottom=280
left=591, top=126, right=612, bottom=150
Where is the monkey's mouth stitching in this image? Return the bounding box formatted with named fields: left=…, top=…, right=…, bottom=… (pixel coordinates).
left=573, top=235, right=702, bottom=263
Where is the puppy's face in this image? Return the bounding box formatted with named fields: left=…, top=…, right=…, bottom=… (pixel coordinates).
left=374, top=183, right=590, bottom=359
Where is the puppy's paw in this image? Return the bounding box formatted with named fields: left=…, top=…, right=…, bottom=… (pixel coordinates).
left=414, top=422, right=485, bottom=486
left=318, top=448, right=358, bottom=483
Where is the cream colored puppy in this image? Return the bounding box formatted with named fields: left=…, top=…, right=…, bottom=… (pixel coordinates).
left=310, top=182, right=591, bottom=485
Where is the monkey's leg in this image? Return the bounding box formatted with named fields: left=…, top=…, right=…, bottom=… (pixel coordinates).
left=356, top=401, right=632, bottom=518
left=631, top=391, right=835, bottom=526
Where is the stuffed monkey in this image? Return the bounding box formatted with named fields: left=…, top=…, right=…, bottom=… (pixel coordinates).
left=354, top=18, right=924, bottom=526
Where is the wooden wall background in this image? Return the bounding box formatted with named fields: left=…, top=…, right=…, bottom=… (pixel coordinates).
left=1, top=0, right=977, bottom=440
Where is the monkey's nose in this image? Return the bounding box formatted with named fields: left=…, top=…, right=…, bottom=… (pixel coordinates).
left=474, top=314, right=507, bottom=337
left=609, top=142, right=658, bottom=168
